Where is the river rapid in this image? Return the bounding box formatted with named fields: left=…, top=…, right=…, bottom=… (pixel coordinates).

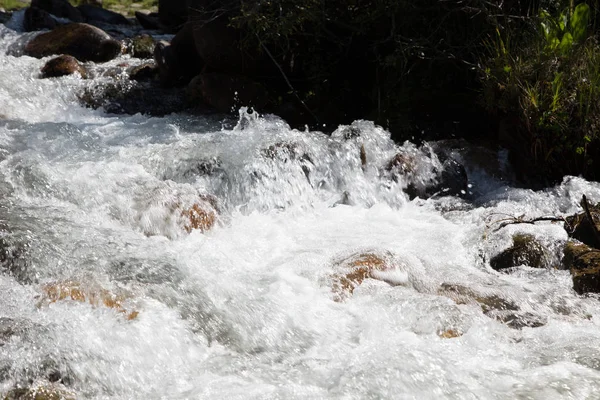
left=1, top=21, right=600, bottom=400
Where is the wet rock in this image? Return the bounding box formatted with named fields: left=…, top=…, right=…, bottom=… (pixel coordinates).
left=187, top=73, right=269, bottom=113
left=23, top=7, right=57, bottom=32
left=31, top=0, right=83, bottom=22
left=438, top=329, right=463, bottom=338
left=261, top=141, right=313, bottom=180
left=491, top=311, right=547, bottom=329
left=127, top=34, right=154, bottom=59
left=0, top=236, right=32, bottom=284
left=490, top=234, right=548, bottom=271
left=38, top=280, right=138, bottom=320
left=4, top=383, right=75, bottom=400
left=154, top=25, right=204, bottom=86
left=563, top=241, right=600, bottom=294
left=565, top=201, right=600, bottom=248
left=386, top=150, right=468, bottom=199
left=179, top=197, right=218, bottom=233
left=135, top=11, right=161, bottom=30
left=24, top=23, right=122, bottom=62
left=40, top=55, right=87, bottom=79
left=78, top=80, right=188, bottom=116
left=76, top=4, right=129, bottom=25
left=0, top=317, right=29, bottom=346
left=330, top=251, right=397, bottom=301
left=439, top=283, right=519, bottom=313
left=128, top=62, right=157, bottom=81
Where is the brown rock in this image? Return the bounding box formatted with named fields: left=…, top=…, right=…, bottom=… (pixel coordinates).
left=330, top=251, right=396, bottom=301
left=39, top=280, right=138, bottom=320
left=40, top=55, right=87, bottom=79
left=24, top=23, right=122, bottom=62
left=180, top=198, right=217, bottom=233
left=563, top=241, right=600, bottom=294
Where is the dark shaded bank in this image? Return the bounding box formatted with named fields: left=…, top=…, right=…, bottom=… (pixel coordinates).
left=150, top=0, right=600, bottom=187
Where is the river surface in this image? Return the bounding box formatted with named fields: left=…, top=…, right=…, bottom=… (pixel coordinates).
left=1, top=21, right=600, bottom=400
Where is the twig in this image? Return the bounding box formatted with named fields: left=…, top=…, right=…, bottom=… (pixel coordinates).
left=485, top=213, right=566, bottom=232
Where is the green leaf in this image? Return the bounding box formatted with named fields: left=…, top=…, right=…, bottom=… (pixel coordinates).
left=558, top=9, right=568, bottom=32
left=571, top=3, right=590, bottom=42
left=559, top=32, right=574, bottom=52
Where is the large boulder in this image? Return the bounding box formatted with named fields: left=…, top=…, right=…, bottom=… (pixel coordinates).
left=186, top=73, right=269, bottom=113
left=490, top=234, right=548, bottom=271
left=31, top=0, right=83, bottom=22
left=40, top=55, right=87, bottom=79
left=563, top=241, right=600, bottom=294
left=154, top=24, right=204, bottom=86
left=76, top=4, right=130, bottom=25
left=23, top=6, right=57, bottom=32
left=24, top=23, right=122, bottom=62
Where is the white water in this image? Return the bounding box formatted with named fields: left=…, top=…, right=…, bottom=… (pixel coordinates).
left=1, top=23, right=600, bottom=400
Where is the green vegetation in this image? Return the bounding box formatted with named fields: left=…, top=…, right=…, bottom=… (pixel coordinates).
left=480, top=1, right=600, bottom=181
left=0, top=0, right=27, bottom=11
left=100, top=0, right=157, bottom=16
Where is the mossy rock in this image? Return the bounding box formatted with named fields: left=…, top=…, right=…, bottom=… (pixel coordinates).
left=564, top=202, right=600, bottom=248
left=128, top=34, right=154, bottom=59
left=563, top=241, right=600, bottom=294
left=490, top=234, right=547, bottom=271
left=4, top=384, right=74, bottom=400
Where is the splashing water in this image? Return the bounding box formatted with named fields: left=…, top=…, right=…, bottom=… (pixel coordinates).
left=1, top=23, right=600, bottom=400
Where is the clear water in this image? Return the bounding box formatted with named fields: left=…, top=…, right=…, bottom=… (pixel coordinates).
left=1, top=23, right=600, bottom=400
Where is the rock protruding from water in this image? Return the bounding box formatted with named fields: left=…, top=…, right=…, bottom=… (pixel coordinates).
left=180, top=199, right=217, bottom=233
left=563, top=241, right=600, bottom=294
left=330, top=251, right=397, bottom=301
left=31, top=0, right=83, bottom=22
left=565, top=200, right=600, bottom=248
left=24, top=23, right=122, bottom=62
left=490, top=234, right=548, bottom=271
left=126, top=34, right=155, bottom=59
left=40, top=55, right=87, bottom=79
left=3, top=383, right=75, bottom=400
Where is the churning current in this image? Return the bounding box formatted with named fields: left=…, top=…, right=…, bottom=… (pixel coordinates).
left=1, top=22, right=600, bottom=400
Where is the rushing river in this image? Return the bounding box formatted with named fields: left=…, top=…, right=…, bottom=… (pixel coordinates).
left=1, top=21, right=600, bottom=400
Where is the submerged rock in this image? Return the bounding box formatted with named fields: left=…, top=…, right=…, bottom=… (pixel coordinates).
left=39, top=280, right=138, bottom=320
left=563, top=241, right=600, bottom=294
left=0, top=236, right=32, bottom=284
left=31, top=0, right=83, bottom=22
left=490, top=234, right=548, bottom=271
left=23, top=6, right=57, bottom=32
left=24, top=23, right=122, bottom=62
left=180, top=199, right=217, bottom=233
left=40, top=55, right=87, bottom=79
left=127, top=62, right=157, bottom=81
left=330, top=251, right=398, bottom=301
